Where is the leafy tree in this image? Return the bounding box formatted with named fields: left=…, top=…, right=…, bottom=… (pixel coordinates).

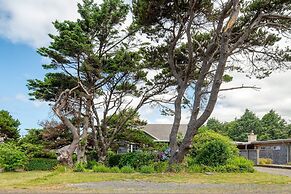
left=228, top=109, right=262, bottom=141
left=27, top=0, right=171, bottom=166
left=0, top=110, right=20, bottom=141
left=260, top=110, right=288, bottom=140
left=133, top=0, right=291, bottom=164
left=206, top=118, right=227, bottom=135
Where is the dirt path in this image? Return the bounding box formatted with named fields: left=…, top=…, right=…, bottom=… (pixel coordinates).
left=255, top=167, right=291, bottom=177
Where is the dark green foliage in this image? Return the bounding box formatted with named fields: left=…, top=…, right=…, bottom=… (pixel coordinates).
left=228, top=109, right=262, bottom=142
left=108, top=154, right=122, bottom=167
left=207, top=109, right=291, bottom=141
left=118, top=152, right=155, bottom=169
left=187, top=157, right=254, bottom=173
left=26, top=158, right=59, bottom=171
left=191, top=131, right=238, bottom=167
left=0, top=110, right=20, bottom=141
left=19, top=142, right=46, bottom=158
left=206, top=118, right=227, bottom=135
left=191, top=131, right=238, bottom=157
left=0, top=143, right=28, bottom=171
left=27, top=73, right=78, bottom=101
left=86, top=160, right=98, bottom=169
left=195, top=140, right=233, bottom=166
left=260, top=110, right=288, bottom=140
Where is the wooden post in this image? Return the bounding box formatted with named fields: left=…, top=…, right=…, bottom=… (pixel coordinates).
left=256, top=146, right=260, bottom=165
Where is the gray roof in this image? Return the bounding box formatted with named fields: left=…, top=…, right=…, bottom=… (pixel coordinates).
left=236, top=138, right=291, bottom=146
left=142, top=124, right=188, bottom=142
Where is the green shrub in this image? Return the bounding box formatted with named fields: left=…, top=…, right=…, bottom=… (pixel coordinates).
left=118, top=152, right=154, bottom=169
left=227, top=156, right=254, bottom=172
left=187, top=164, right=203, bottom=173
left=196, top=140, right=233, bottom=166
left=108, top=154, right=122, bottom=167
left=110, top=166, right=121, bottom=173
left=74, top=162, right=86, bottom=172
left=191, top=131, right=238, bottom=167
left=153, top=161, right=168, bottom=173
left=191, top=130, right=238, bottom=156
left=139, top=165, right=155, bottom=173
left=87, top=160, right=98, bottom=169
left=259, top=158, right=273, bottom=165
left=0, top=143, right=28, bottom=171
left=26, top=158, right=59, bottom=171
left=187, top=156, right=254, bottom=173
left=120, top=166, right=135, bottom=173
left=92, top=164, right=111, bottom=173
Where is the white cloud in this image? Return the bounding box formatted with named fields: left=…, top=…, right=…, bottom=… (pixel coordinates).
left=0, top=0, right=81, bottom=48
left=211, top=71, right=291, bottom=122
left=15, top=93, right=48, bottom=108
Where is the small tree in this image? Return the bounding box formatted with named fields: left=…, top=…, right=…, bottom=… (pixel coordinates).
left=0, top=110, right=20, bottom=142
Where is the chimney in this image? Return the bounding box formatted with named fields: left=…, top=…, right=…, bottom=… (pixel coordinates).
left=248, top=130, right=257, bottom=142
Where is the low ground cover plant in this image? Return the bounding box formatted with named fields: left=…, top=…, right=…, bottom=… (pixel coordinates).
left=26, top=158, right=59, bottom=171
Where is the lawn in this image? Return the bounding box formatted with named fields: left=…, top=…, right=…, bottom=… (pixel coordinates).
left=0, top=170, right=291, bottom=193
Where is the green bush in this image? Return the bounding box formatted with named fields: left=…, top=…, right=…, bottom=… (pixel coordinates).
left=92, top=164, right=111, bottom=173
left=87, top=160, right=98, bottom=169
left=227, top=156, right=254, bottom=172
left=118, top=152, right=154, bottom=169
left=187, top=157, right=254, bottom=173
left=120, top=166, right=135, bottom=173
left=195, top=140, right=233, bottom=166
left=191, top=131, right=238, bottom=167
left=74, top=162, right=87, bottom=172
left=192, top=130, right=238, bottom=156
left=153, top=161, right=168, bottom=173
left=108, top=154, right=122, bottom=167
left=26, top=158, right=59, bottom=171
left=139, top=165, right=155, bottom=173
left=0, top=143, right=28, bottom=171
left=110, top=166, right=121, bottom=173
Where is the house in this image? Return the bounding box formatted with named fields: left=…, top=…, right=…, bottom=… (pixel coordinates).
left=236, top=132, right=291, bottom=165
left=117, top=124, right=188, bottom=153
left=142, top=124, right=188, bottom=142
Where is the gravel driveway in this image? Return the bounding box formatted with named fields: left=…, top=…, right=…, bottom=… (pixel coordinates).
left=70, top=180, right=291, bottom=193
left=255, top=167, right=291, bottom=177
